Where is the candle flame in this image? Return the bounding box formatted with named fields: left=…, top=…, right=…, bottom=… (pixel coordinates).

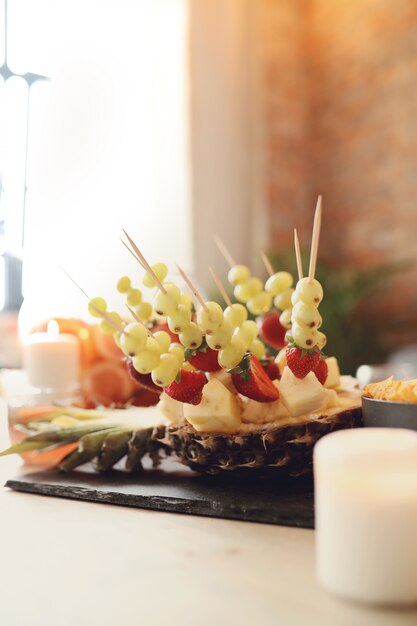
left=47, top=319, right=60, bottom=337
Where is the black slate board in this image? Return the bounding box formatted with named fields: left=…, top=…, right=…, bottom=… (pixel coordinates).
left=5, top=458, right=314, bottom=528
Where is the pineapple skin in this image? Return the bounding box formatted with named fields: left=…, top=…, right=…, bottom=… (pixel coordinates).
left=157, top=407, right=362, bottom=476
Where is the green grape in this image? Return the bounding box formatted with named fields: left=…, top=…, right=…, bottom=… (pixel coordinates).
left=135, top=301, right=153, bottom=321
left=292, top=301, right=322, bottom=329
left=131, top=337, right=162, bottom=374
left=218, top=336, right=247, bottom=369
left=235, top=320, right=258, bottom=345
left=126, top=288, right=142, bottom=307
left=154, top=284, right=181, bottom=316
left=180, top=293, right=194, bottom=310
left=316, top=331, right=327, bottom=350
left=273, top=288, right=294, bottom=311
left=152, top=330, right=172, bottom=353
left=116, top=276, right=131, bottom=294
left=167, top=304, right=192, bottom=333
left=88, top=297, right=107, bottom=318
left=224, top=303, right=247, bottom=328
left=120, top=322, right=148, bottom=356
left=179, top=322, right=203, bottom=349
left=206, top=320, right=234, bottom=350
left=247, top=291, right=273, bottom=316
left=168, top=342, right=185, bottom=365
left=99, top=312, right=123, bottom=334
left=279, top=308, right=292, bottom=329
left=151, top=354, right=180, bottom=387
left=265, top=271, right=293, bottom=295
left=234, top=277, right=263, bottom=303
left=293, top=277, right=323, bottom=306
left=249, top=338, right=266, bottom=360
left=292, top=322, right=318, bottom=350
left=142, top=262, right=168, bottom=288
left=227, top=264, right=250, bottom=286
left=196, top=301, right=224, bottom=334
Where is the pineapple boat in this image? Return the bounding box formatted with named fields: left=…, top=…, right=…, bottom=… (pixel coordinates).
left=2, top=200, right=362, bottom=476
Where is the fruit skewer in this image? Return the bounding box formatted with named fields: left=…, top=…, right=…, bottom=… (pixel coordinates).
left=2, top=199, right=360, bottom=473
left=107, top=234, right=277, bottom=406
left=214, top=235, right=294, bottom=349
left=285, top=196, right=327, bottom=383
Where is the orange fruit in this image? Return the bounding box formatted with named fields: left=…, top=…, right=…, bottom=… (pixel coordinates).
left=90, top=324, right=124, bottom=361
left=82, top=360, right=135, bottom=407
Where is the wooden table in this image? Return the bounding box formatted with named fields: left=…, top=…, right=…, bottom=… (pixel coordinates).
left=1, top=399, right=416, bottom=626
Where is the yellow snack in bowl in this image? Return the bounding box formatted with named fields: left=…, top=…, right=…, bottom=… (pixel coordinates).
left=363, top=377, right=417, bottom=403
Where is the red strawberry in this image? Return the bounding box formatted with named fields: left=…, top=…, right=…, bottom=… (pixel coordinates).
left=129, top=388, right=160, bottom=407
left=259, top=312, right=287, bottom=349
left=262, top=359, right=280, bottom=381
left=313, top=359, right=328, bottom=385
left=189, top=347, right=221, bottom=372
left=164, top=370, right=206, bottom=405
left=232, top=355, right=279, bottom=403
left=126, top=360, right=162, bottom=394
left=285, top=346, right=320, bottom=379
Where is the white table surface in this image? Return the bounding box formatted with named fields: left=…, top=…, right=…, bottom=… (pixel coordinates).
left=1, top=399, right=416, bottom=626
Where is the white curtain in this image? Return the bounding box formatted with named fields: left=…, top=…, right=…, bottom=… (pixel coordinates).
left=6, top=0, right=191, bottom=325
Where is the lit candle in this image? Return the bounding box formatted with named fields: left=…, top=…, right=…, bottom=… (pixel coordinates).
left=23, top=320, right=80, bottom=391
left=314, top=428, right=417, bottom=606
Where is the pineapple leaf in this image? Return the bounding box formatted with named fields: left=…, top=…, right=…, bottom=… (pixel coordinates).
left=59, top=429, right=114, bottom=472
left=98, top=429, right=133, bottom=472
left=126, top=428, right=153, bottom=472
left=0, top=440, right=55, bottom=456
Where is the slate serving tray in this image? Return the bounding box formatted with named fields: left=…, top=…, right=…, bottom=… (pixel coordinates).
left=5, top=457, right=314, bottom=528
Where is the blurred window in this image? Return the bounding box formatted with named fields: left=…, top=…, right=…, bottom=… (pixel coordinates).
left=0, top=0, right=191, bottom=317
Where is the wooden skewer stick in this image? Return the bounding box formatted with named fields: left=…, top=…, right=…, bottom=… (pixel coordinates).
left=260, top=251, right=274, bottom=277
left=209, top=267, right=232, bottom=306
left=294, top=229, right=304, bottom=281
left=214, top=235, right=236, bottom=268
left=59, top=265, right=90, bottom=299
left=308, top=195, right=322, bottom=282
left=59, top=266, right=126, bottom=334
left=122, top=229, right=167, bottom=294
left=125, top=305, right=152, bottom=335
left=120, top=238, right=146, bottom=271
left=91, top=306, right=127, bottom=334
left=176, top=265, right=208, bottom=311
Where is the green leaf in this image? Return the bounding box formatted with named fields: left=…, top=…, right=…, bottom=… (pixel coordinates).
left=0, top=440, right=54, bottom=456
left=227, top=367, right=242, bottom=375
left=184, top=348, right=196, bottom=361
left=125, top=428, right=153, bottom=472
left=98, top=429, right=133, bottom=472
left=175, top=370, right=182, bottom=384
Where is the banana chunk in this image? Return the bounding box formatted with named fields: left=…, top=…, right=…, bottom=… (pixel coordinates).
left=183, top=378, right=241, bottom=433
left=278, top=367, right=326, bottom=417
left=324, top=357, right=341, bottom=389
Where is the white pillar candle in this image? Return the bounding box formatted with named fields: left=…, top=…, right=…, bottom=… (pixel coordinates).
left=23, top=320, right=80, bottom=391
left=314, top=428, right=417, bottom=606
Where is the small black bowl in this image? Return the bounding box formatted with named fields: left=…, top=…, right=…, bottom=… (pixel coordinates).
left=362, top=396, right=417, bottom=431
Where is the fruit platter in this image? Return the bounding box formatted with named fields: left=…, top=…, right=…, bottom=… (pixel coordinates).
left=1, top=198, right=363, bottom=479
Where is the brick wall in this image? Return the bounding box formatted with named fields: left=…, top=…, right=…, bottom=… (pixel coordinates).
left=259, top=0, right=310, bottom=249
left=260, top=0, right=417, bottom=347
